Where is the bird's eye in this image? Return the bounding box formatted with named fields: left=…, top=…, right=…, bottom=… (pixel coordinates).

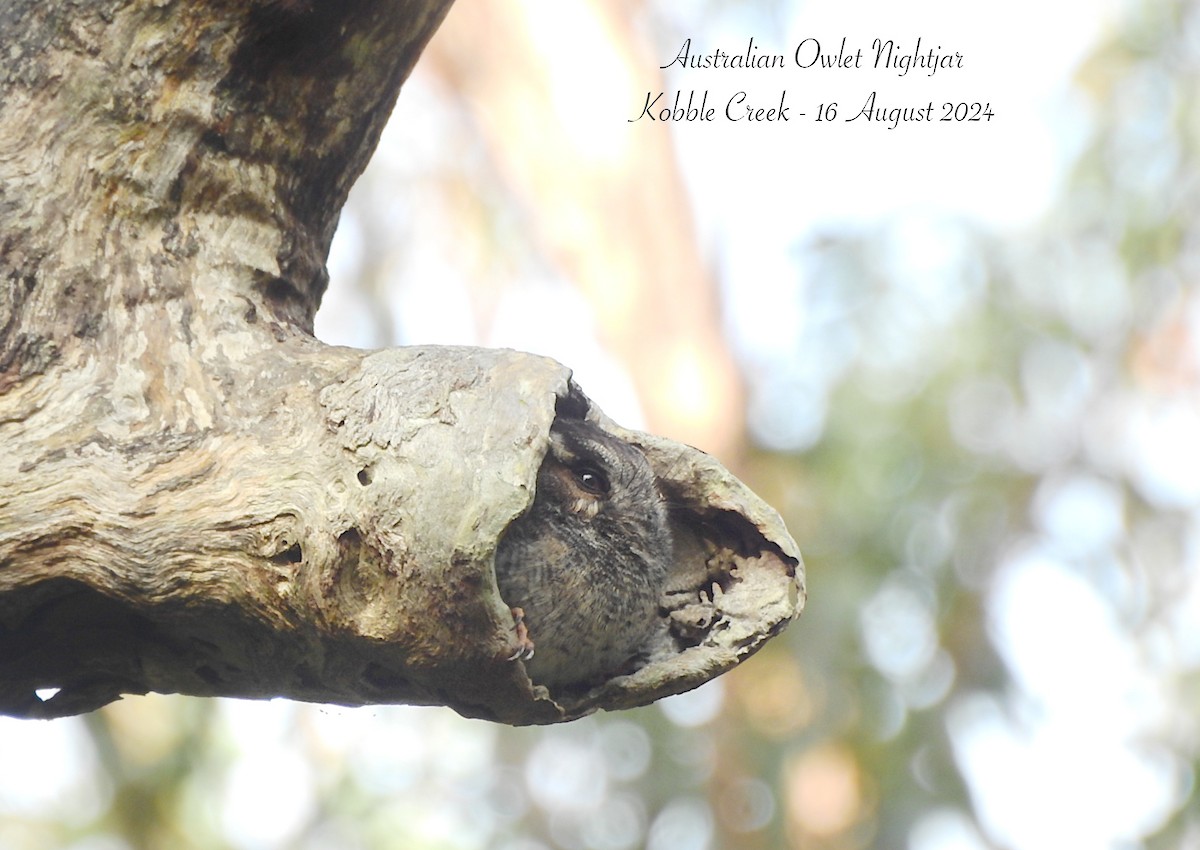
left=572, top=465, right=610, bottom=496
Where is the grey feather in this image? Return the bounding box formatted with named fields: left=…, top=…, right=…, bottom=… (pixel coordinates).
left=494, top=417, right=673, bottom=689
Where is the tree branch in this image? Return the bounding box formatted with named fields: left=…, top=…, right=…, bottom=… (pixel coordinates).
left=0, top=0, right=804, bottom=724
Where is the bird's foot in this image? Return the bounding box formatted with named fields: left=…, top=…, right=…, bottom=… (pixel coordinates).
left=506, top=607, right=536, bottom=662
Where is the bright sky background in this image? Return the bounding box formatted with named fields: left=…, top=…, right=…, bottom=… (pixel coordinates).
left=653, top=2, right=1187, bottom=848
left=326, top=0, right=1193, bottom=846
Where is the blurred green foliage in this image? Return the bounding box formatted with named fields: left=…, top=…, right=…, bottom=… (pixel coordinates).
left=3, top=0, right=1199, bottom=849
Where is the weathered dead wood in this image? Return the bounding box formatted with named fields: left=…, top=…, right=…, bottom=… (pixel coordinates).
left=0, top=0, right=803, bottom=724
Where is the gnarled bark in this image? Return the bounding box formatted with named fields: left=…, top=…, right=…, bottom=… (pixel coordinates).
left=0, top=0, right=803, bottom=724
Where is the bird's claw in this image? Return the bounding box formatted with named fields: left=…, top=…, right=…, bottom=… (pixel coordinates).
left=507, top=606, right=536, bottom=662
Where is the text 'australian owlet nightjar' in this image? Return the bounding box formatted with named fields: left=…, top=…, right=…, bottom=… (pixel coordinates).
left=494, top=417, right=674, bottom=689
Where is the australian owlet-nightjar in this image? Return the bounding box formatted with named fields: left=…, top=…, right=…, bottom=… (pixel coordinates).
left=494, top=417, right=673, bottom=689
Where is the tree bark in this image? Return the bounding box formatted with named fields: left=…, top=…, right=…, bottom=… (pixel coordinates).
left=0, top=0, right=803, bottom=724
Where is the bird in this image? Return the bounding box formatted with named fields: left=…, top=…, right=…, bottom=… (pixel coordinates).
left=494, top=416, right=673, bottom=690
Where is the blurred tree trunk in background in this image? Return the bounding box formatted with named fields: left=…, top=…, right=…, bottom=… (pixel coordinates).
left=423, top=0, right=747, bottom=460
